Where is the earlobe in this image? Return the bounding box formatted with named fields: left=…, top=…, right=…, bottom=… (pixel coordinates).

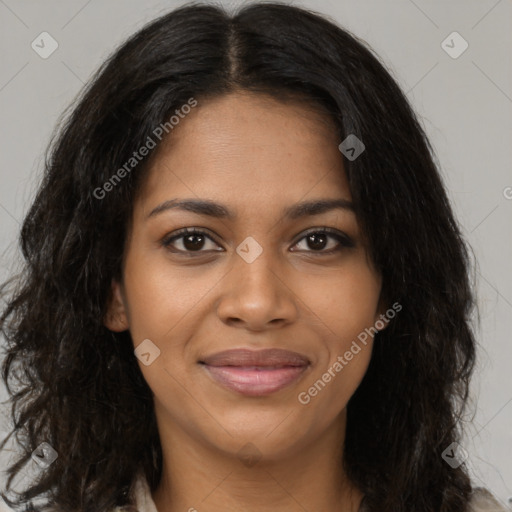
left=104, top=279, right=129, bottom=332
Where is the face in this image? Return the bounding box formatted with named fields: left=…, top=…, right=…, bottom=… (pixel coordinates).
left=105, top=91, right=385, bottom=463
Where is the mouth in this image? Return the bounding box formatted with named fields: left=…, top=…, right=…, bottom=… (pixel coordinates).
left=199, top=348, right=310, bottom=397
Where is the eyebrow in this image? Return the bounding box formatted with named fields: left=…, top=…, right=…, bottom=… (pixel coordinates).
left=147, top=197, right=354, bottom=220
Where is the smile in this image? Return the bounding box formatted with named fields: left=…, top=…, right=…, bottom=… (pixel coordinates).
left=199, top=348, right=311, bottom=396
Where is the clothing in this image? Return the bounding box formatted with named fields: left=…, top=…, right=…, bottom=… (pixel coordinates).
left=128, top=472, right=158, bottom=512
left=0, top=474, right=506, bottom=511
left=129, top=472, right=509, bottom=512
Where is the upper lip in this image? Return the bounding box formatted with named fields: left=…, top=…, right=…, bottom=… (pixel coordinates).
left=200, top=348, right=310, bottom=367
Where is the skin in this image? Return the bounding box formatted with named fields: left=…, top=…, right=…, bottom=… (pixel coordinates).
left=105, top=91, right=386, bottom=512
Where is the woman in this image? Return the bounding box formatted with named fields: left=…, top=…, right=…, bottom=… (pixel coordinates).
left=0, top=2, right=506, bottom=511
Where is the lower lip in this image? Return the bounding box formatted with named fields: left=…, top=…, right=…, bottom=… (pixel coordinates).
left=202, top=365, right=308, bottom=396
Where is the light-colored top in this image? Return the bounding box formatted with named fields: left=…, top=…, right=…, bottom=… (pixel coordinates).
left=128, top=473, right=509, bottom=512
left=129, top=473, right=159, bottom=512
left=0, top=473, right=507, bottom=511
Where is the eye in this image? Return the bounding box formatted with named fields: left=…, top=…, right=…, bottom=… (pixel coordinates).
left=161, top=226, right=355, bottom=257
left=161, top=228, right=223, bottom=255
left=291, top=227, right=355, bottom=255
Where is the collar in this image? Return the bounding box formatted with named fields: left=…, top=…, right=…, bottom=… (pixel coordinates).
left=130, top=471, right=159, bottom=512
left=128, top=474, right=507, bottom=512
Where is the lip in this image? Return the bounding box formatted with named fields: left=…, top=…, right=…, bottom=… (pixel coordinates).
left=199, top=348, right=310, bottom=397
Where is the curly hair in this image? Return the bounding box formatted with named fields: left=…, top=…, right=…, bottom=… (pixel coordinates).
left=0, top=2, right=477, bottom=511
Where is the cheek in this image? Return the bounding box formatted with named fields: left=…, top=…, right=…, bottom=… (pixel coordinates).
left=295, top=263, right=380, bottom=407
left=300, top=261, right=382, bottom=343
left=122, top=251, right=220, bottom=345
left=297, top=343, right=372, bottom=437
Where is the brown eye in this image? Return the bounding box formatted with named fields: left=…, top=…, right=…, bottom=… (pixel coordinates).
left=161, top=228, right=223, bottom=254
left=181, top=233, right=206, bottom=251
left=305, top=232, right=329, bottom=251
left=291, top=228, right=355, bottom=254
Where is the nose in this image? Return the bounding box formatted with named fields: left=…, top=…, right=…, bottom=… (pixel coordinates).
left=216, top=248, right=299, bottom=332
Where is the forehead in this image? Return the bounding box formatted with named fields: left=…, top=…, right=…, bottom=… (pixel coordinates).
left=136, top=91, right=350, bottom=215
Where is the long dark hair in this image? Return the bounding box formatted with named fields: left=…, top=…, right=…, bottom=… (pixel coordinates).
left=0, top=2, right=477, bottom=511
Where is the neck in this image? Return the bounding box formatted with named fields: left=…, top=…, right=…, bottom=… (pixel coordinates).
left=152, top=409, right=364, bottom=512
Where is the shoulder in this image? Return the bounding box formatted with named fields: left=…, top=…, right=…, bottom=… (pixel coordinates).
left=0, top=471, right=152, bottom=512
left=468, top=487, right=508, bottom=512
left=2, top=480, right=507, bottom=512
left=357, top=487, right=508, bottom=512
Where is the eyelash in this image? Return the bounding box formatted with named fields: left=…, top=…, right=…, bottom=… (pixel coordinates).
left=160, top=227, right=355, bottom=257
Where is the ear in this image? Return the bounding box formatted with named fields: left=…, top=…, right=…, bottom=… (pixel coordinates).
left=104, top=279, right=129, bottom=332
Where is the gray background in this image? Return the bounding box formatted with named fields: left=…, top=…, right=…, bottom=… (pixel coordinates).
left=0, top=0, right=510, bottom=509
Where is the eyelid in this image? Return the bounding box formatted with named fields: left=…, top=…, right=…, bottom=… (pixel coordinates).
left=161, top=226, right=355, bottom=255
left=161, top=227, right=222, bottom=251
left=291, top=226, right=355, bottom=249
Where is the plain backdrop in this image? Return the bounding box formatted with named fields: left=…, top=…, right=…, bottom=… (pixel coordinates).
left=0, top=0, right=511, bottom=509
